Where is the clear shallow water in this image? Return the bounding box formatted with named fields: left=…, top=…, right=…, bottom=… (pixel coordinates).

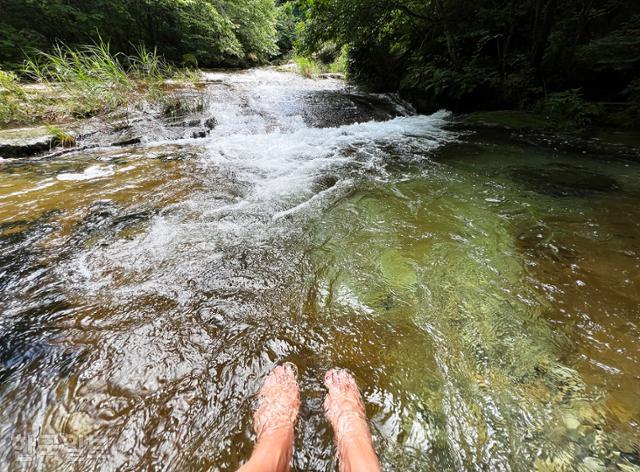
left=0, top=69, right=638, bottom=471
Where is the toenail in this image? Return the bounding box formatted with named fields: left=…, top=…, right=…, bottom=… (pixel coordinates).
left=283, top=362, right=298, bottom=377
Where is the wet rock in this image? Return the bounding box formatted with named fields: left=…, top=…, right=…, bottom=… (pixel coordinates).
left=319, top=72, right=346, bottom=80
left=620, top=451, right=640, bottom=466
left=110, top=121, right=133, bottom=133
left=166, top=116, right=216, bottom=135
left=111, top=136, right=142, bottom=147
left=0, top=126, right=63, bottom=158
left=4, top=89, right=216, bottom=151
left=204, top=117, right=217, bottom=130
left=166, top=117, right=198, bottom=129
left=301, top=91, right=413, bottom=128
left=162, top=92, right=209, bottom=117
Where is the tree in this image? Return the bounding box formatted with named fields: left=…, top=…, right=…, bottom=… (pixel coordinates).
left=295, top=0, right=640, bottom=115
left=0, top=0, right=282, bottom=68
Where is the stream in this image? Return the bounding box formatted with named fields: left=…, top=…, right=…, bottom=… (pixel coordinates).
left=1, top=68, right=639, bottom=471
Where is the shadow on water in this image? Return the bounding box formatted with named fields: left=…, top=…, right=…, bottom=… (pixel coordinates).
left=510, top=164, right=621, bottom=198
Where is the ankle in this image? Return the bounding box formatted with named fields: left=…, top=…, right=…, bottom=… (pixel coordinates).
left=257, top=426, right=294, bottom=448
left=249, top=429, right=294, bottom=471
left=338, top=435, right=381, bottom=472
left=333, top=412, right=369, bottom=444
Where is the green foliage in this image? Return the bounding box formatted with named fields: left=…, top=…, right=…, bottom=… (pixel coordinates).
left=295, top=0, right=640, bottom=123
left=276, top=2, right=299, bottom=56
left=0, top=69, right=23, bottom=96
left=291, top=48, right=347, bottom=78
left=402, top=62, right=498, bottom=106
left=0, top=0, right=281, bottom=69
left=0, top=39, right=198, bottom=126
left=293, top=55, right=321, bottom=78
left=0, top=70, right=25, bottom=124
left=575, top=16, right=640, bottom=72
left=46, top=125, right=76, bottom=147
left=535, top=90, right=603, bottom=129
left=625, top=79, right=640, bottom=104
left=130, top=45, right=173, bottom=79
left=224, top=0, right=279, bottom=63
left=620, top=79, right=640, bottom=129
left=291, top=41, right=347, bottom=78
left=181, top=53, right=199, bottom=69
left=2, top=0, right=638, bottom=129
left=329, top=46, right=349, bottom=75
left=25, top=40, right=136, bottom=116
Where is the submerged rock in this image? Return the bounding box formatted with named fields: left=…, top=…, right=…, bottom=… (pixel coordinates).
left=620, top=451, right=640, bottom=466
left=464, top=112, right=640, bottom=160
left=510, top=165, right=620, bottom=197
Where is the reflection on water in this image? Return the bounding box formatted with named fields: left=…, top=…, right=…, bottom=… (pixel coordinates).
left=0, top=69, right=638, bottom=471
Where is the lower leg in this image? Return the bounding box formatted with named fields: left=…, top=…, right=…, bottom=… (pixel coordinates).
left=237, top=429, right=294, bottom=472
left=238, top=363, right=300, bottom=472
left=324, top=369, right=381, bottom=472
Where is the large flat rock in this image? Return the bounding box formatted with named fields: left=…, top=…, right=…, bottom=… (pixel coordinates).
left=0, top=126, right=59, bottom=158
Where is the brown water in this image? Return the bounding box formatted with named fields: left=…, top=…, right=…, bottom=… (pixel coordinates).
left=0, top=69, right=639, bottom=471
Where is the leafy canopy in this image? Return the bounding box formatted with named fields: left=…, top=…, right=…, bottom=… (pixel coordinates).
left=0, top=0, right=283, bottom=68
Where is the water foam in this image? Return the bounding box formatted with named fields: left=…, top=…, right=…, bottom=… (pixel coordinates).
left=200, top=112, right=455, bottom=208
left=57, top=164, right=115, bottom=181
left=66, top=111, right=456, bottom=303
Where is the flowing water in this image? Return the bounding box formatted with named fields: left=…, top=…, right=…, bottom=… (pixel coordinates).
left=1, top=69, right=639, bottom=471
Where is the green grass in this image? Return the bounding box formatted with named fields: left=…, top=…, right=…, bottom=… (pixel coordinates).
left=293, top=55, right=322, bottom=78
left=46, top=125, right=76, bottom=147
left=24, top=39, right=174, bottom=118
left=293, top=47, right=349, bottom=79
left=0, top=70, right=26, bottom=124
left=328, top=46, right=349, bottom=75
left=0, top=38, right=202, bottom=127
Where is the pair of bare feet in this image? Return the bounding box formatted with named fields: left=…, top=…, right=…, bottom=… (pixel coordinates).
left=237, top=363, right=381, bottom=472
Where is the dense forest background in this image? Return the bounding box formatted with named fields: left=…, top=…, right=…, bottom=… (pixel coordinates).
left=0, top=0, right=284, bottom=68
left=296, top=0, right=640, bottom=122
left=1, top=0, right=639, bottom=125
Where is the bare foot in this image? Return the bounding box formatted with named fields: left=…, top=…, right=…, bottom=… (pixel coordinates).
left=254, top=362, right=301, bottom=440
left=324, top=369, right=381, bottom=472
left=238, top=363, right=300, bottom=472
left=324, top=369, right=369, bottom=443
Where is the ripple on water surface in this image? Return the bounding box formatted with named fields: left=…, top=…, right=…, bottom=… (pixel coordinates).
left=0, top=69, right=639, bottom=471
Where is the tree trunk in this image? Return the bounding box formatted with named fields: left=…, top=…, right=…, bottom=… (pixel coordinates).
left=530, top=0, right=558, bottom=74
left=501, top=1, right=517, bottom=77
left=433, top=0, right=459, bottom=65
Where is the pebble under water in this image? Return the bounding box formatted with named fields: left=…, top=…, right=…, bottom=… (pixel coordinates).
left=0, top=69, right=639, bottom=471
